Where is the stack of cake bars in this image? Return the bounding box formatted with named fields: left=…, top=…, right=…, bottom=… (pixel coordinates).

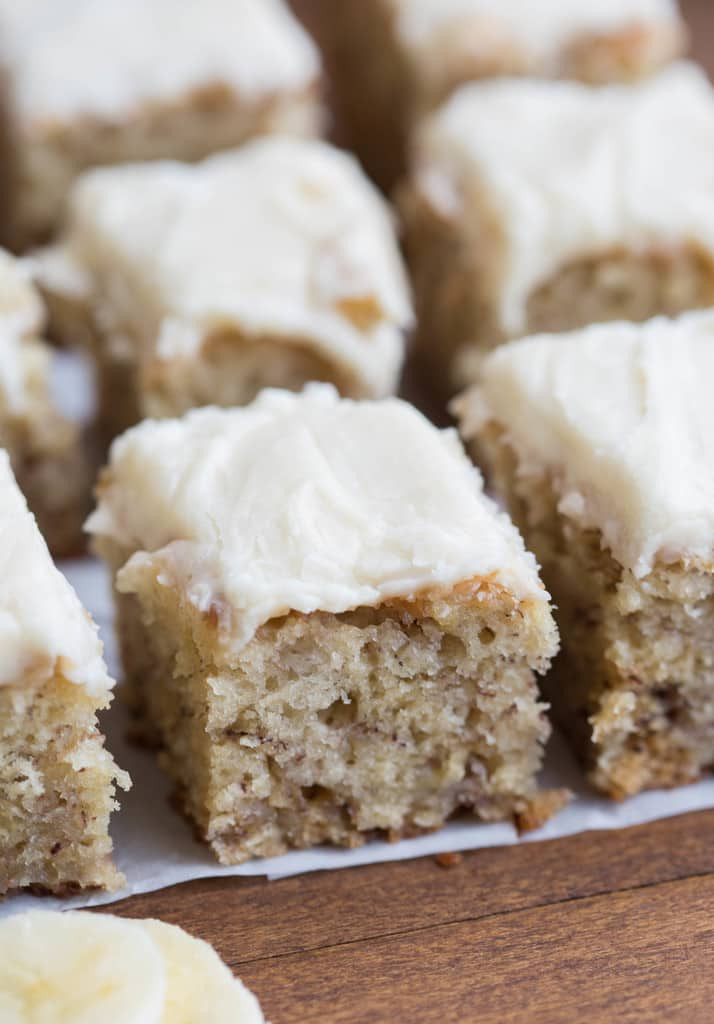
left=5, top=0, right=714, bottom=898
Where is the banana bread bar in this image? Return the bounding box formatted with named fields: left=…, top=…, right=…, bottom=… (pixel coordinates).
left=88, top=384, right=558, bottom=863
left=0, top=452, right=128, bottom=895
left=454, top=311, right=714, bottom=799
left=0, top=247, right=88, bottom=554
left=402, top=63, right=714, bottom=397
left=301, top=0, right=685, bottom=189
left=41, top=138, right=413, bottom=444
left=0, top=0, right=323, bottom=249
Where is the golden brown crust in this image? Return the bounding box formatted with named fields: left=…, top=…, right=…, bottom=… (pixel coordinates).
left=0, top=675, right=127, bottom=896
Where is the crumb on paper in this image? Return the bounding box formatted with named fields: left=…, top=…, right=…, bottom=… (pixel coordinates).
left=515, top=788, right=572, bottom=834
left=435, top=851, right=463, bottom=869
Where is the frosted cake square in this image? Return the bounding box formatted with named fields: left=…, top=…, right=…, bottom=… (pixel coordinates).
left=0, top=248, right=87, bottom=554
left=43, top=138, right=413, bottom=443
left=305, top=0, right=684, bottom=189
left=0, top=452, right=128, bottom=895
left=88, top=385, right=559, bottom=863
left=401, top=64, right=714, bottom=396
left=0, top=0, right=323, bottom=248
left=455, top=312, right=714, bottom=799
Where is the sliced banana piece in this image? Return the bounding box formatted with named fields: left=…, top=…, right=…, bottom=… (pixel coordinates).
left=140, top=918, right=265, bottom=1024
left=0, top=909, right=166, bottom=1024
left=0, top=910, right=265, bottom=1024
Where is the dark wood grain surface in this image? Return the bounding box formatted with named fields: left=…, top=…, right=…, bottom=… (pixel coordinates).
left=108, top=4, right=714, bottom=1021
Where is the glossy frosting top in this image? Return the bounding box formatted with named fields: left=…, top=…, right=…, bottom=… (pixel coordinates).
left=88, top=385, right=549, bottom=653
left=413, top=64, right=714, bottom=335
left=62, top=138, right=412, bottom=397
left=456, top=311, right=714, bottom=576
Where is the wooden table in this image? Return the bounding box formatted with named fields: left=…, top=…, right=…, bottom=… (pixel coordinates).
left=111, top=4, right=714, bottom=1020
left=113, top=812, right=714, bottom=1023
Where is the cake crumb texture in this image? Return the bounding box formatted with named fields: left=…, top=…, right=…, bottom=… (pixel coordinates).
left=456, top=314, right=714, bottom=797
left=90, top=386, right=559, bottom=861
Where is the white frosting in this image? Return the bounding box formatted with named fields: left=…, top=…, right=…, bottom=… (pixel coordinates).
left=456, top=312, right=714, bottom=577
left=64, top=138, right=412, bottom=397
left=0, top=0, right=319, bottom=124
left=414, top=63, right=714, bottom=336
left=391, top=0, right=680, bottom=61
left=0, top=451, right=112, bottom=693
left=0, top=249, right=51, bottom=417
left=87, top=385, right=548, bottom=654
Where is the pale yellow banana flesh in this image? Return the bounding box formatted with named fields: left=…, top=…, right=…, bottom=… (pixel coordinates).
left=0, top=910, right=264, bottom=1024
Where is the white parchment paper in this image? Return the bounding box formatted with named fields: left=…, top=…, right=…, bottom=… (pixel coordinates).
left=3, top=555, right=714, bottom=919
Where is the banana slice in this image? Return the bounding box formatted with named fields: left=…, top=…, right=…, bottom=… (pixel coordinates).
left=140, top=919, right=264, bottom=1024
left=0, top=910, right=265, bottom=1024
left=0, top=910, right=166, bottom=1024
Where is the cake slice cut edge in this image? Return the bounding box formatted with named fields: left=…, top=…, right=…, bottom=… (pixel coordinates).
left=88, top=385, right=564, bottom=862
left=0, top=450, right=129, bottom=896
